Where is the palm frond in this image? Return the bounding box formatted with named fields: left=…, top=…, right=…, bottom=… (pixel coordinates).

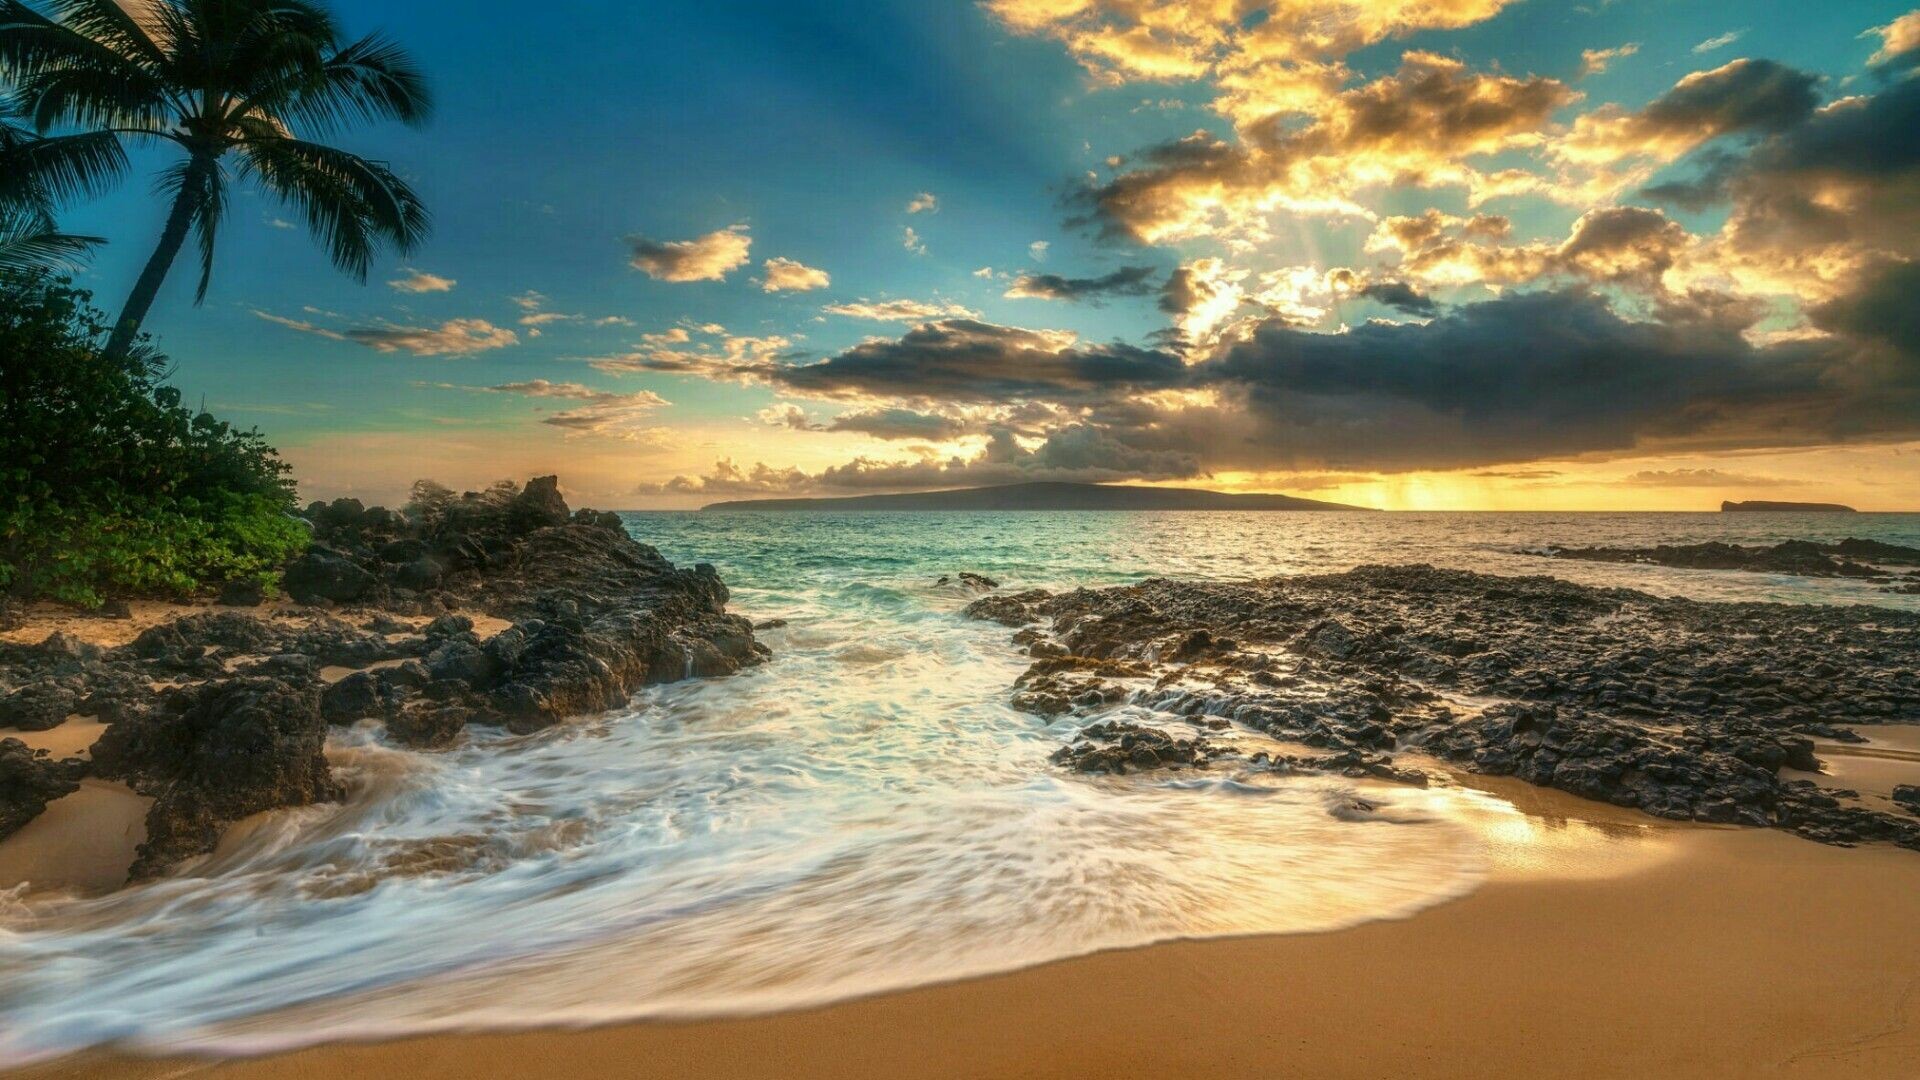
left=0, top=201, right=100, bottom=270
left=15, top=62, right=174, bottom=131
left=0, top=124, right=127, bottom=207
left=271, top=30, right=430, bottom=133
left=43, top=0, right=168, bottom=67
left=0, top=1, right=166, bottom=100
left=237, top=134, right=426, bottom=280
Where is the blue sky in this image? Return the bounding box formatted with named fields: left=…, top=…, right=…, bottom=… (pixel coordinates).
left=40, top=0, right=1920, bottom=508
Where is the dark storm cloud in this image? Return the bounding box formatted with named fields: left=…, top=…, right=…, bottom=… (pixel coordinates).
left=1645, top=74, right=1920, bottom=260
left=1355, top=281, right=1436, bottom=315
left=1634, top=58, right=1820, bottom=139
left=767, top=319, right=1187, bottom=404
left=1004, top=265, right=1159, bottom=303
left=649, top=425, right=1203, bottom=496
left=1809, top=260, right=1920, bottom=359
left=825, top=408, right=975, bottom=441
left=1195, top=288, right=1919, bottom=471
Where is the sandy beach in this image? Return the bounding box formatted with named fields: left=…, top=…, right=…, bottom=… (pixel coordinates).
left=11, top=795, right=1920, bottom=1080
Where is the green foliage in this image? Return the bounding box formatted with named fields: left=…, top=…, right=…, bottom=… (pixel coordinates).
left=0, top=272, right=307, bottom=605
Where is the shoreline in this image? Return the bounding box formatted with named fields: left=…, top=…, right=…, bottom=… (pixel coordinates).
left=11, top=819, right=1920, bottom=1079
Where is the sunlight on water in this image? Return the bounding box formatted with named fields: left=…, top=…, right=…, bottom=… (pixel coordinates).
left=0, top=511, right=1912, bottom=1063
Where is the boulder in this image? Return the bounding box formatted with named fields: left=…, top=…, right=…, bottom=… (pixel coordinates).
left=216, top=578, right=266, bottom=607
left=284, top=550, right=376, bottom=604
left=0, top=738, right=82, bottom=841
left=91, top=675, right=340, bottom=879
left=508, top=475, right=571, bottom=533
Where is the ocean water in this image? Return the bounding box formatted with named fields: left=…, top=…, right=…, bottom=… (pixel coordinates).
left=0, top=511, right=1915, bottom=1065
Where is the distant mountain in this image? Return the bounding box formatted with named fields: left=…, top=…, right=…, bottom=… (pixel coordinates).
left=1721, top=500, right=1857, bottom=513
left=701, top=481, right=1373, bottom=512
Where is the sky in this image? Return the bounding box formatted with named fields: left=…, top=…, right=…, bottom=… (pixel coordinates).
left=49, top=0, right=1920, bottom=509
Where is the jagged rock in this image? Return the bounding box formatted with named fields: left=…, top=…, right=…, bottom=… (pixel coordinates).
left=1052, top=720, right=1216, bottom=775
left=216, top=578, right=266, bottom=607
left=1895, top=785, right=1920, bottom=813
left=92, top=674, right=340, bottom=879
left=0, top=477, right=764, bottom=882
left=1534, top=538, right=1920, bottom=580
left=0, top=739, right=82, bottom=841
left=284, top=549, right=376, bottom=604
left=508, top=475, right=571, bottom=534
left=394, top=556, right=446, bottom=591
left=321, top=670, right=402, bottom=723
left=963, top=590, right=1050, bottom=627
left=971, top=564, right=1920, bottom=851
left=0, top=681, right=80, bottom=731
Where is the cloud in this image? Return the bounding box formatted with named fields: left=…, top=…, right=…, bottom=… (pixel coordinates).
left=252, top=310, right=345, bottom=341
left=903, top=226, right=927, bottom=255
left=1580, top=43, right=1639, bottom=77
left=1808, top=259, right=1920, bottom=355
left=627, top=225, right=752, bottom=282
left=825, top=407, right=975, bottom=440
left=255, top=310, right=518, bottom=356
left=762, top=256, right=832, bottom=293
left=1471, top=469, right=1563, bottom=479
left=637, top=458, right=814, bottom=496
left=1029, top=240, right=1050, bottom=260
left=344, top=319, right=520, bottom=356
left=1003, top=265, right=1158, bottom=302
left=437, top=380, right=671, bottom=441
left=648, top=424, right=1203, bottom=497
left=588, top=326, right=792, bottom=381
left=481, top=380, right=663, bottom=403
left=823, top=298, right=978, bottom=321
left=1868, top=10, right=1920, bottom=69
left=1157, top=257, right=1246, bottom=346
left=1560, top=59, right=1820, bottom=168
left=767, top=318, right=1186, bottom=405
left=906, top=192, right=938, bottom=213
left=1693, top=29, right=1746, bottom=54
left=983, top=0, right=1522, bottom=91
left=1072, top=52, right=1575, bottom=244
left=1199, top=287, right=1918, bottom=471
left=388, top=269, right=456, bottom=294
left=1355, top=281, right=1436, bottom=315
left=1616, top=468, right=1794, bottom=487
left=1643, top=73, right=1920, bottom=298
left=757, top=403, right=817, bottom=430
left=1367, top=205, right=1690, bottom=291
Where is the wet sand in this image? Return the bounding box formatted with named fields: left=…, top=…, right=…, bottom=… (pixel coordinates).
left=0, top=780, right=150, bottom=895
left=12, top=819, right=1920, bottom=1080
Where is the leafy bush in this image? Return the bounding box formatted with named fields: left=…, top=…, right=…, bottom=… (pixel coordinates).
left=400, top=477, right=523, bottom=535
left=0, top=272, right=307, bottom=606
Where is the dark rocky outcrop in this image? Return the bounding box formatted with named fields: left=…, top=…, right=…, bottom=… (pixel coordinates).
left=0, top=476, right=763, bottom=881
left=0, top=738, right=82, bottom=841
left=1052, top=719, right=1217, bottom=774
left=1533, top=538, right=1920, bottom=580
left=92, top=674, right=338, bottom=879
left=970, top=565, right=1920, bottom=851
left=1722, top=500, right=1856, bottom=512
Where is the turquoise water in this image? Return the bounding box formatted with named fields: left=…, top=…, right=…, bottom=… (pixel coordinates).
left=0, top=511, right=1914, bottom=1064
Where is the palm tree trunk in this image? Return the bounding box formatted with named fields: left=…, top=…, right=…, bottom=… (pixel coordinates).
left=104, top=157, right=209, bottom=360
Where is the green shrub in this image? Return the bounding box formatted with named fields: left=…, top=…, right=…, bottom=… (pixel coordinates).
left=0, top=272, right=307, bottom=606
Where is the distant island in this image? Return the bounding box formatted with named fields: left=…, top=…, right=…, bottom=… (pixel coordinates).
left=702, top=481, right=1373, bottom=512
left=1721, top=500, right=1857, bottom=513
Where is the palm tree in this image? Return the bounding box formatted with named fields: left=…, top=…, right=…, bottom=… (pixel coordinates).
left=0, top=107, right=121, bottom=270
left=0, top=0, right=431, bottom=357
